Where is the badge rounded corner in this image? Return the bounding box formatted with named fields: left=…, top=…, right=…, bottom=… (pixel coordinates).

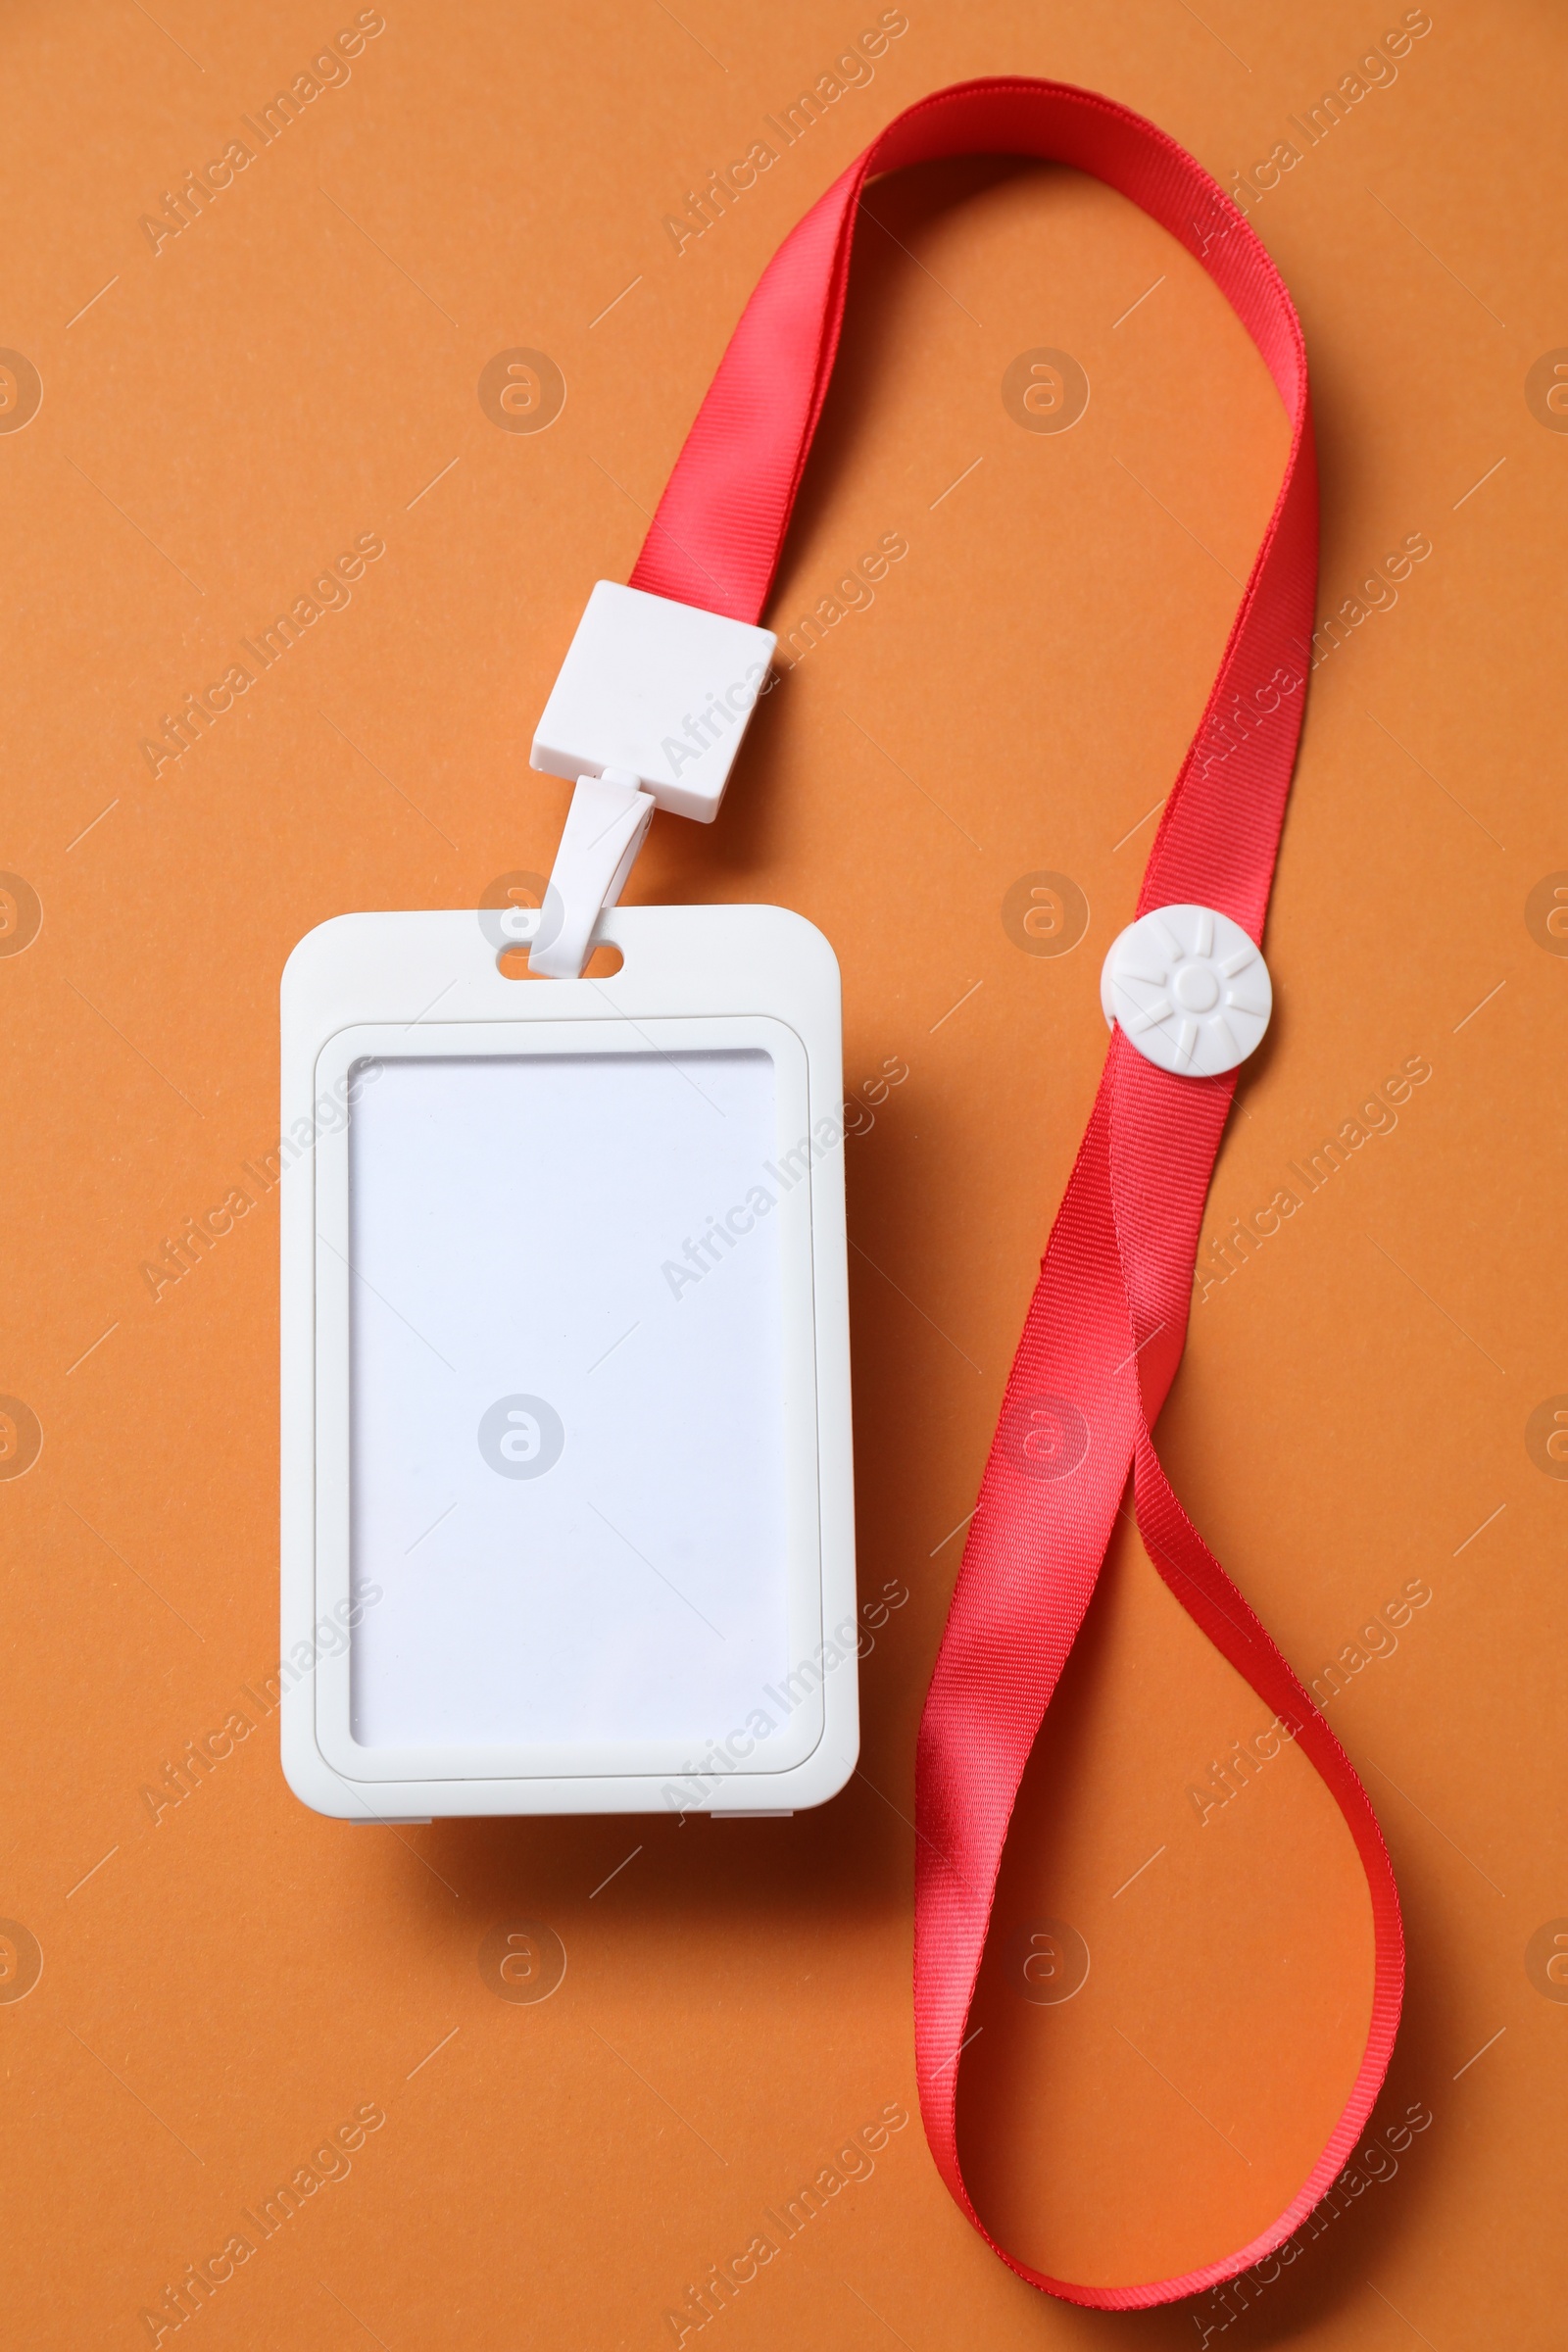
left=280, top=909, right=375, bottom=1007
left=278, top=1712, right=364, bottom=1823
left=751, top=902, right=844, bottom=991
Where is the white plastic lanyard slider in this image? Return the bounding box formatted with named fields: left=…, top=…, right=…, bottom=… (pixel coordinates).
left=527, top=581, right=776, bottom=977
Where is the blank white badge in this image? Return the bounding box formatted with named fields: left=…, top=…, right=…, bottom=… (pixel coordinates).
left=279, top=905, right=857, bottom=1818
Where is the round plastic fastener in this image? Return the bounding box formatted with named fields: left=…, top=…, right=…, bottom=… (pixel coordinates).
left=1100, top=903, right=1272, bottom=1076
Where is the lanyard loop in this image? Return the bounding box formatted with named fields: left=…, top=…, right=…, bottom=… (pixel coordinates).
left=628, top=75, right=1403, bottom=2310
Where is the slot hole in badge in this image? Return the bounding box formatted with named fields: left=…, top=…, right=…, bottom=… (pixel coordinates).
left=479, top=879, right=625, bottom=980
left=496, top=942, right=624, bottom=980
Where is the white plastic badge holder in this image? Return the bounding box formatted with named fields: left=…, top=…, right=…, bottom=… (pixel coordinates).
left=279, top=904, right=857, bottom=1818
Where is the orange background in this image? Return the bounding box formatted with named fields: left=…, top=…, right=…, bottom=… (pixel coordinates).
left=3, top=1, right=1565, bottom=2344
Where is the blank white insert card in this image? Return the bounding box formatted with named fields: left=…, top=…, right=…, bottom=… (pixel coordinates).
left=279, top=905, right=857, bottom=1819
left=350, top=1047, right=788, bottom=1747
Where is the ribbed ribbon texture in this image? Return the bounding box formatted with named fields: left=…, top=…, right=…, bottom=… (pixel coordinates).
left=628, top=76, right=1403, bottom=2311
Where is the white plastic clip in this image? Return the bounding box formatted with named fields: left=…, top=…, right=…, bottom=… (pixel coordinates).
left=528, top=769, right=655, bottom=978
left=526, top=581, right=776, bottom=977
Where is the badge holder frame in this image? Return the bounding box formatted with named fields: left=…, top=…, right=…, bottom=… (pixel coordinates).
left=279, top=901, right=857, bottom=1819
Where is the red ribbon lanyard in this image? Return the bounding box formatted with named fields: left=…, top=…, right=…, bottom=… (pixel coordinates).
left=629, top=75, right=1403, bottom=2311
